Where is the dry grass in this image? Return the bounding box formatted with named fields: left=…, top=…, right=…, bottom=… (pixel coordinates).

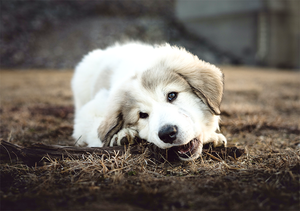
left=0, top=67, right=299, bottom=210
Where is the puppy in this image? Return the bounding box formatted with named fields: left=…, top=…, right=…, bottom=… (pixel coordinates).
left=72, top=42, right=226, bottom=161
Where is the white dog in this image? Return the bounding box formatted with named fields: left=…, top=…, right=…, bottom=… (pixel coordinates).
left=72, top=42, right=226, bottom=161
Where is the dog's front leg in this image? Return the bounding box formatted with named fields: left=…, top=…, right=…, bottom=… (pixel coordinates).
left=109, top=128, right=138, bottom=147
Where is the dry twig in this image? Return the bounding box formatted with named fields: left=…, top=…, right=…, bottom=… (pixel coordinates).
left=0, top=139, right=245, bottom=165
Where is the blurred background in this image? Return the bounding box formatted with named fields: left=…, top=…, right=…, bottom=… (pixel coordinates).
left=1, top=0, right=299, bottom=70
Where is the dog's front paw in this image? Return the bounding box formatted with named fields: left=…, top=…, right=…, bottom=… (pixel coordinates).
left=109, top=128, right=138, bottom=147
left=206, top=133, right=227, bottom=148
left=214, top=133, right=227, bottom=147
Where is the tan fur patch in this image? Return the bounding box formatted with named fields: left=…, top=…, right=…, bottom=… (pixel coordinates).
left=141, top=61, right=223, bottom=115
left=141, top=67, right=190, bottom=93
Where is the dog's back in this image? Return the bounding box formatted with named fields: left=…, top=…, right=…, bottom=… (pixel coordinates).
left=71, top=42, right=155, bottom=114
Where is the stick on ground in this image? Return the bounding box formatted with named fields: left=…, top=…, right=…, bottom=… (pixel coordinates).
left=0, top=140, right=245, bottom=165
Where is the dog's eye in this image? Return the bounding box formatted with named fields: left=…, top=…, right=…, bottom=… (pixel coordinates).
left=167, top=92, right=178, bottom=102
left=139, top=112, right=149, bottom=119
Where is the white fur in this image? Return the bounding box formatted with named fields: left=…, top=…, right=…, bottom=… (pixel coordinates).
left=72, top=42, right=226, bottom=160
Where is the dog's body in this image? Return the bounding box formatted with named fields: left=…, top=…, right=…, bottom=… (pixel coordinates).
left=72, top=42, right=226, bottom=161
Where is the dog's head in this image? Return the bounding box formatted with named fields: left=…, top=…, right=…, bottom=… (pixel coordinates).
left=98, top=45, right=224, bottom=161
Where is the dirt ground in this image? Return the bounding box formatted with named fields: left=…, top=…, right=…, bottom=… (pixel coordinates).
left=0, top=67, right=299, bottom=210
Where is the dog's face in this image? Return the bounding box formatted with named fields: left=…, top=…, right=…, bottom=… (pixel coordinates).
left=134, top=68, right=219, bottom=161
left=98, top=47, right=223, bottom=161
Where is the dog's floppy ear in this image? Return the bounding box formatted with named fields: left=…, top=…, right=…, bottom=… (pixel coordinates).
left=97, top=83, right=137, bottom=146
left=98, top=110, right=124, bottom=147
left=176, top=61, right=224, bottom=115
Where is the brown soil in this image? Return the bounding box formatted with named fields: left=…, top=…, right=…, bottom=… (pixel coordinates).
left=0, top=67, right=299, bottom=210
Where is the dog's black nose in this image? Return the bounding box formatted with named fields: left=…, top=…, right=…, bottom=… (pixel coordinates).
left=158, top=125, right=178, bottom=143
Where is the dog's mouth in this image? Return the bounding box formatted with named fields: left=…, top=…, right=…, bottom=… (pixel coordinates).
left=173, top=138, right=200, bottom=159
left=146, top=138, right=202, bottom=161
